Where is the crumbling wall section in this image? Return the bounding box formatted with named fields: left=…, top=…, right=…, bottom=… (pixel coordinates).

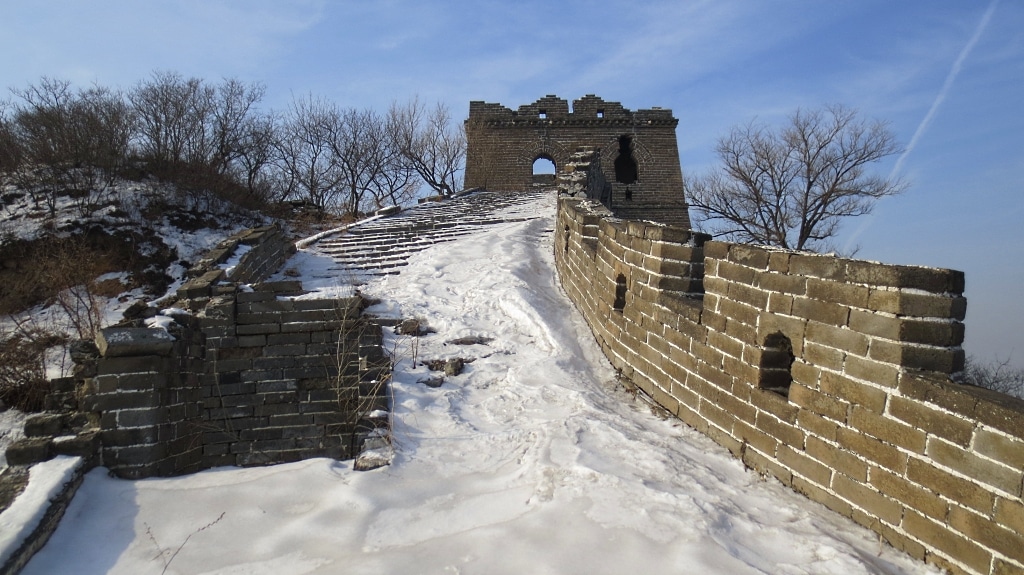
left=6, top=222, right=389, bottom=480
left=555, top=196, right=1024, bottom=575
left=88, top=286, right=388, bottom=479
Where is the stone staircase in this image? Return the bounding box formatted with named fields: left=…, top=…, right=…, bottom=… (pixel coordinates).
left=308, top=189, right=553, bottom=277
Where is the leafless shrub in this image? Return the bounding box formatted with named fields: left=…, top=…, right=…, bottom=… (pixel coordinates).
left=0, top=322, right=67, bottom=411
left=145, top=511, right=226, bottom=575
left=958, top=355, right=1024, bottom=399
left=389, top=98, right=465, bottom=196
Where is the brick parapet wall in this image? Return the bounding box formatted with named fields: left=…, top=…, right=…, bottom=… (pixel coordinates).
left=555, top=196, right=1024, bottom=575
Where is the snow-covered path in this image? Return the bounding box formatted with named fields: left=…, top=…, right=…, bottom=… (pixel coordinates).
left=22, top=193, right=936, bottom=574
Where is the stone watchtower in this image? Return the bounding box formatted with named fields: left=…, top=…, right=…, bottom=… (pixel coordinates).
left=463, top=95, right=691, bottom=228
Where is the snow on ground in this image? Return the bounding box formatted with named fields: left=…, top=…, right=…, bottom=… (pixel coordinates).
left=21, top=193, right=937, bottom=575
left=0, top=456, right=82, bottom=567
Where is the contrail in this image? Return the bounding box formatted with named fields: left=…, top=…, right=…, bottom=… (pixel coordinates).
left=889, top=0, right=999, bottom=180
left=843, top=0, right=999, bottom=253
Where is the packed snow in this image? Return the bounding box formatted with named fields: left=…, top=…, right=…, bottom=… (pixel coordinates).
left=0, top=456, right=82, bottom=568
left=19, top=192, right=937, bottom=574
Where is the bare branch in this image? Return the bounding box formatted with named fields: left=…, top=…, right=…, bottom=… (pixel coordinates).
left=688, top=105, right=905, bottom=251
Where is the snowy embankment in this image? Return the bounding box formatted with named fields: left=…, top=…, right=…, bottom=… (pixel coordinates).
left=21, top=194, right=936, bottom=574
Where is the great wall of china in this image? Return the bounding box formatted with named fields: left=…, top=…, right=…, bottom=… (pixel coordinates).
left=2, top=96, right=1022, bottom=575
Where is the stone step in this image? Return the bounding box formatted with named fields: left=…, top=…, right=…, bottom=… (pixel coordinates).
left=305, top=189, right=552, bottom=277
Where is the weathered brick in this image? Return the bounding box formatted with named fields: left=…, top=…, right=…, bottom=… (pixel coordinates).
left=797, top=410, right=839, bottom=441
left=5, top=438, right=53, bottom=465
left=994, top=497, right=1024, bottom=534
left=926, top=438, right=1022, bottom=495
left=844, top=355, right=899, bottom=388
left=742, top=446, right=792, bottom=486
left=766, top=292, right=794, bottom=314
left=836, top=427, right=907, bottom=474
left=757, top=271, right=807, bottom=295
left=733, top=419, right=777, bottom=455
left=805, top=321, right=869, bottom=356
left=726, top=282, right=770, bottom=309
left=831, top=472, right=902, bottom=526
left=766, top=251, right=791, bottom=273
left=868, top=289, right=968, bottom=320
left=849, top=406, right=927, bottom=453
left=778, top=444, right=832, bottom=485
left=756, top=313, right=807, bottom=356
left=790, top=383, right=849, bottom=422
left=949, top=505, right=1024, bottom=563
left=236, top=323, right=281, bottom=335
left=869, top=466, right=947, bottom=520
left=867, top=339, right=962, bottom=372
left=848, top=309, right=902, bottom=340
left=793, top=476, right=853, bottom=518
left=712, top=386, right=761, bottom=423
left=897, top=371, right=980, bottom=417
left=790, top=253, right=846, bottom=281
left=790, top=361, right=821, bottom=389
left=727, top=244, right=770, bottom=269
left=802, top=341, right=845, bottom=371
left=755, top=410, right=805, bottom=448
left=717, top=261, right=757, bottom=285
left=888, top=396, right=975, bottom=447
left=792, top=297, right=850, bottom=327
left=807, top=279, right=869, bottom=308
left=902, top=510, right=993, bottom=575
left=906, top=457, right=994, bottom=514
left=718, top=298, right=759, bottom=327
left=845, top=261, right=964, bottom=294
left=994, top=559, right=1024, bottom=575
left=707, top=330, right=744, bottom=361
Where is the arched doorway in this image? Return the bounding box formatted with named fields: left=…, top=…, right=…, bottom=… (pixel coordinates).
left=532, top=155, right=556, bottom=186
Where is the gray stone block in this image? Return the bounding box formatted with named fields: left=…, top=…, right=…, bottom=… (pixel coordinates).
left=24, top=414, right=66, bottom=437
left=5, top=438, right=53, bottom=466
left=97, top=328, right=175, bottom=358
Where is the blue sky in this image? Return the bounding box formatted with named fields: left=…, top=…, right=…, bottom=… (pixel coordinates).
left=2, top=0, right=1022, bottom=366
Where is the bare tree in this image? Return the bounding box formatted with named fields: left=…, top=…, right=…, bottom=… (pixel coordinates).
left=0, top=100, right=24, bottom=175
left=371, top=136, right=419, bottom=209
left=130, top=71, right=214, bottom=170
left=9, top=78, right=78, bottom=169
left=390, top=98, right=465, bottom=196
left=687, top=105, right=906, bottom=251
left=8, top=79, right=136, bottom=213
left=274, top=95, right=345, bottom=212
left=331, top=107, right=386, bottom=217
left=209, top=78, right=266, bottom=175
left=230, top=111, right=279, bottom=203
left=70, top=85, right=136, bottom=181
left=958, top=356, right=1024, bottom=399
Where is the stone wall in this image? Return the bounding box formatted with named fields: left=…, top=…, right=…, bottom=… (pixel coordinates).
left=464, top=95, right=690, bottom=228
left=6, top=222, right=390, bottom=479
left=87, top=287, right=388, bottom=479
left=555, top=197, right=1024, bottom=575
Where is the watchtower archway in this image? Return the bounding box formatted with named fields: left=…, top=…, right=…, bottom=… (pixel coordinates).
left=532, top=154, right=556, bottom=186
left=463, top=95, right=691, bottom=227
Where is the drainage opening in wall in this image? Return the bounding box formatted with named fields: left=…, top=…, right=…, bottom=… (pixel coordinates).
left=613, top=274, right=627, bottom=312
left=758, top=332, right=794, bottom=398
